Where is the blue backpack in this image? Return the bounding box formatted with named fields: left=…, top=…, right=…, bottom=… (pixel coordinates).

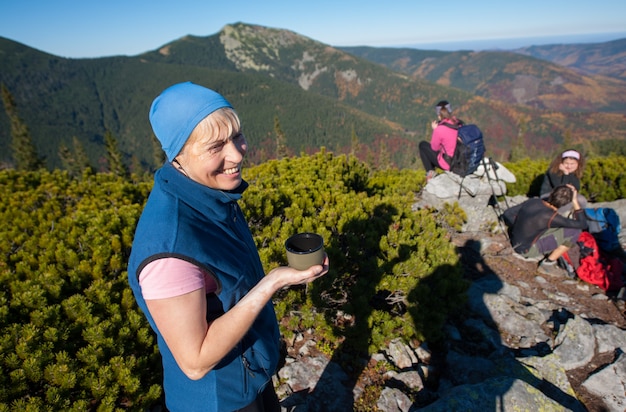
left=585, top=207, right=622, bottom=252
left=441, top=122, right=486, bottom=177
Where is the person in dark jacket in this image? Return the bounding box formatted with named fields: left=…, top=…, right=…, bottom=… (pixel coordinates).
left=540, top=149, right=587, bottom=214
left=127, top=82, right=329, bottom=412
left=503, top=184, right=588, bottom=277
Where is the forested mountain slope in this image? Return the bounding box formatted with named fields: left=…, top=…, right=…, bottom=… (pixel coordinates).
left=1, top=23, right=625, bottom=171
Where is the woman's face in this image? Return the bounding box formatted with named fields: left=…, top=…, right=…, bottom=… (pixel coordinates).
left=561, top=157, right=579, bottom=174
left=177, top=116, right=247, bottom=191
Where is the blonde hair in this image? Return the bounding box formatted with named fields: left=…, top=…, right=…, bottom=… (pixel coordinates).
left=180, top=108, right=241, bottom=156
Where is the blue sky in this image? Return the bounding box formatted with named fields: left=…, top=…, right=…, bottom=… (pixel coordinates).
left=2, top=0, right=626, bottom=58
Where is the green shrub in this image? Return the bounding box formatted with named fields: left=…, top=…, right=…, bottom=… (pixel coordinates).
left=502, top=159, right=549, bottom=197
left=0, top=170, right=161, bottom=410
left=243, top=152, right=468, bottom=358
left=582, top=156, right=626, bottom=202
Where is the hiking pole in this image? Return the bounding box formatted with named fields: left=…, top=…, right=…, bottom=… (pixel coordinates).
left=484, top=157, right=510, bottom=238
left=488, top=157, right=510, bottom=209
left=488, top=193, right=509, bottom=240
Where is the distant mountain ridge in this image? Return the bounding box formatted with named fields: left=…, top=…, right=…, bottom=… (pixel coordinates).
left=513, top=38, right=626, bottom=79
left=1, top=23, right=626, bottom=170
left=339, top=39, right=626, bottom=112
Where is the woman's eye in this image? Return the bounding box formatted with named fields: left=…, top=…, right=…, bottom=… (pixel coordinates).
left=206, top=134, right=243, bottom=154
left=208, top=142, right=225, bottom=153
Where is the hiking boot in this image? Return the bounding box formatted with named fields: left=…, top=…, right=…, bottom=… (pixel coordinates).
left=426, top=170, right=436, bottom=182
left=557, top=256, right=577, bottom=279
left=537, top=259, right=566, bottom=277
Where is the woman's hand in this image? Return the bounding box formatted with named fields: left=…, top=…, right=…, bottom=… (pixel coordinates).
left=559, top=162, right=569, bottom=174
left=431, top=120, right=438, bottom=130
left=267, top=254, right=329, bottom=289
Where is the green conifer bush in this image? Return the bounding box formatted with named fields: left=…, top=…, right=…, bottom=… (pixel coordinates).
left=0, top=170, right=161, bottom=411
left=242, top=151, right=468, bottom=358
left=582, top=155, right=626, bottom=202
left=501, top=159, right=549, bottom=197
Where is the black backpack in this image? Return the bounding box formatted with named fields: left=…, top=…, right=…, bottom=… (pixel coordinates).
left=441, top=121, right=486, bottom=177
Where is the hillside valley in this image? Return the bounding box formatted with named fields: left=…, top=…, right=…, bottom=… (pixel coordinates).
left=1, top=23, right=626, bottom=171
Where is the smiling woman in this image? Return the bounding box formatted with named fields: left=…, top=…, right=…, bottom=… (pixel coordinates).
left=126, top=81, right=329, bottom=412
left=173, top=108, right=247, bottom=191
left=540, top=149, right=588, bottom=215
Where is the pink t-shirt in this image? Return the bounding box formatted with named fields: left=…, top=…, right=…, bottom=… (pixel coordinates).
left=139, top=258, right=218, bottom=300
left=430, top=119, right=459, bottom=170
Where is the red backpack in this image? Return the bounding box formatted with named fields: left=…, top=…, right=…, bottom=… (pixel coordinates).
left=563, top=231, right=624, bottom=292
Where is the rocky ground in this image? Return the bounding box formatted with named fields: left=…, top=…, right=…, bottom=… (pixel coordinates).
left=451, top=230, right=626, bottom=411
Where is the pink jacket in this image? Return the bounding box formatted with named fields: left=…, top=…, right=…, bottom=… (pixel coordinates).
left=431, top=118, right=459, bottom=170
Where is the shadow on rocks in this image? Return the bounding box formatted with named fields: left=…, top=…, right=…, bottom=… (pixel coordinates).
left=417, top=238, right=586, bottom=411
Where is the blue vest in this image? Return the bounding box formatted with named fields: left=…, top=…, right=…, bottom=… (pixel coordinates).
left=127, top=163, right=280, bottom=411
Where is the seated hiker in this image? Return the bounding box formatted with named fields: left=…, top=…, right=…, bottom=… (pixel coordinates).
left=540, top=149, right=588, bottom=215
left=418, top=100, right=461, bottom=182
left=503, top=185, right=588, bottom=277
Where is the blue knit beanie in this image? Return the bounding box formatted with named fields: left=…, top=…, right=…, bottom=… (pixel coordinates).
left=149, top=82, right=233, bottom=161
